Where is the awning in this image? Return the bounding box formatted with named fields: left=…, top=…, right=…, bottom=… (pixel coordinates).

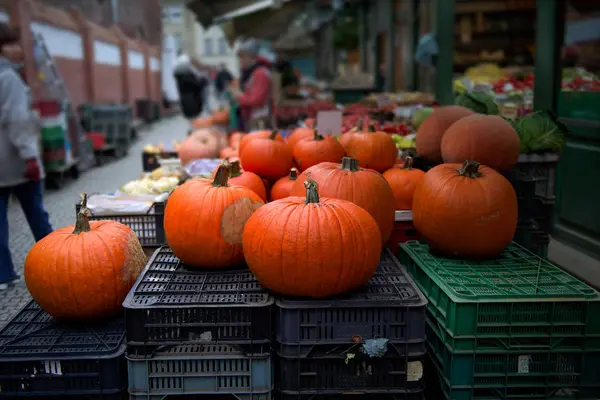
left=187, top=0, right=288, bottom=28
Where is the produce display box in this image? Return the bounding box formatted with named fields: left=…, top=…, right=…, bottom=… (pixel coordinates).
left=127, top=344, right=272, bottom=399
left=398, top=241, right=600, bottom=339
left=532, top=195, right=556, bottom=233
left=516, top=153, right=560, bottom=200
left=530, top=231, right=551, bottom=260
left=426, top=315, right=600, bottom=389
left=277, top=344, right=425, bottom=395
left=276, top=249, right=427, bottom=357
left=385, top=211, right=420, bottom=252
left=0, top=300, right=126, bottom=398
left=123, top=247, right=273, bottom=356
left=513, top=219, right=538, bottom=250
left=278, top=394, right=424, bottom=400
left=142, top=151, right=178, bottom=172
left=76, top=202, right=166, bottom=247
left=503, top=169, right=536, bottom=223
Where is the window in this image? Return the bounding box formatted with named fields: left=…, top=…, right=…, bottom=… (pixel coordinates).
left=173, top=34, right=183, bottom=53
left=204, top=38, right=214, bottom=56
left=161, top=6, right=183, bottom=24
left=218, top=38, right=228, bottom=55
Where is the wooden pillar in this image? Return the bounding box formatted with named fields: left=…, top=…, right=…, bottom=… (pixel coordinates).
left=533, top=0, right=565, bottom=113
left=434, top=0, right=454, bottom=105
left=68, top=8, right=96, bottom=103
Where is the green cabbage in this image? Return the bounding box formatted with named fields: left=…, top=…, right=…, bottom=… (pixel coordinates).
left=514, top=110, right=567, bottom=153
left=454, top=91, right=499, bottom=115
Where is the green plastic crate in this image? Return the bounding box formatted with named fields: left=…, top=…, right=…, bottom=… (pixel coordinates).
left=398, top=241, right=600, bottom=338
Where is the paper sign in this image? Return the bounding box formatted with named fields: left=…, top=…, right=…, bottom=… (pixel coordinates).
left=375, top=95, right=392, bottom=107
left=316, top=111, right=342, bottom=136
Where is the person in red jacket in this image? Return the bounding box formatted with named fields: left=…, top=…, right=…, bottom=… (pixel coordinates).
left=230, top=39, right=272, bottom=131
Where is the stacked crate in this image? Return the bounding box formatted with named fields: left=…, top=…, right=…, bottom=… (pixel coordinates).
left=399, top=241, right=600, bottom=400
left=122, top=247, right=274, bottom=400
left=0, top=301, right=127, bottom=399
left=275, top=249, right=428, bottom=399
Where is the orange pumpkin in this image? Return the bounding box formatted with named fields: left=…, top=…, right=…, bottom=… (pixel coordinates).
left=291, top=157, right=395, bottom=242
left=192, top=116, right=214, bottom=129
left=243, top=178, right=381, bottom=297
left=412, top=160, right=518, bottom=258
left=165, top=163, right=265, bottom=268
left=339, top=120, right=364, bottom=150
left=304, top=118, right=315, bottom=128
left=238, top=130, right=284, bottom=155
left=230, top=132, right=244, bottom=146
left=415, top=105, right=474, bottom=164
left=220, top=146, right=239, bottom=159
left=382, top=156, right=426, bottom=210
left=212, top=107, right=229, bottom=125
left=179, top=129, right=220, bottom=165
left=441, top=114, right=520, bottom=172
left=24, top=194, right=145, bottom=319
left=343, top=125, right=397, bottom=172
left=240, top=131, right=293, bottom=180
left=292, top=130, right=345, bottom=171
left=270, top=168, right=298, bottom=201
left=287, top=127, right=315, bottom=149
left=226, top=160, right=267, bottom=201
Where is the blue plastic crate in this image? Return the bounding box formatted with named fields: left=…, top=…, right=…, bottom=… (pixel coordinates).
left=127, top=344, right=272, bottom=399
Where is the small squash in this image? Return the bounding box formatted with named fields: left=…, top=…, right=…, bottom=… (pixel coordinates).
left=441, top=114, right=520, bottom=172
left=270, top=168, right=298, bottom=201
left=240, top=131, right=293, bottom=180
left=212, top=107, right=230, bottom=125
left=343, top=125, right=397, bottom=172
left=226, top=160, right=267, bottom=201
left=238, top=130, right=285, bottom=155
left=243, top=178, right=381, bottom=298
left=339, top=119, right=364, bottom=150
left=287, top=127, right=315, bottom=149
left=220, top=146, right=239, bottom=159
left=382, top=156, right=426, bottom=210
left=179, top=129, right=220, bottom=165
left=412, top=160, right=518, bottom=258
left=24, top=194, right=146, bottom=319
left=291, top=157, right=395, bottom=242
left=165, top=163, right=265, bottom=268
left=292, top=130, right=345, bottom=171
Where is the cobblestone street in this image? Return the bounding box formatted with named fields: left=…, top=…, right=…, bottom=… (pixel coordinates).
left=1, top=115, right=191, bottom=326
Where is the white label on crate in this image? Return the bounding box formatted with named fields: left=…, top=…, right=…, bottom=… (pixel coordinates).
left=407, top=361, right=423, bottom=381
left=43, top=360, right=63, bottom=375
left=518, top=355, right=531, bottom=374
left=316, top=111, right=342, bottom=135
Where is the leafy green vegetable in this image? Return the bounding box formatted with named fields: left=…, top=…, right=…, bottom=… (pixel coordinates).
left=454, top=91, right=499, bottom=115
left=514, top=110, right=567, bottom=153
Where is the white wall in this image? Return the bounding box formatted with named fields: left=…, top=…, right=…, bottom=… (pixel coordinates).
left=94, top=41, right=122, bottom=66
left=194, top=24, right=240, bottom=77
left=128, top=50, right=145, bottom=70
left=31, top=23, right=83, bottom=60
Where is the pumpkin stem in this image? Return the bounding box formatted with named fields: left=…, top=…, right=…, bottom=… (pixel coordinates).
left=304, top=178, right=320, bottom=204
left=73, top=193, right=92, bottom=234
left=229, top=160, right=243, bottom=178
left=341, top=156, right=360, bottom=172
left=289, top=168, right=298, bottom=180
left=313, top=129, right=325, bottom=141
left=457, top=160, right=482, bottom=179
left=269, top=130, right=279, bottom=140
left=212, top=163, right=231, bottom=187
left=368, top=124, right=376, bottom=133
left=402, top=156, right=414, bottom=170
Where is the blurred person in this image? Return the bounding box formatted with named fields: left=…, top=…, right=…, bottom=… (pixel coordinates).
left=0, top=22, right=53, bottom=290
left=230, top=39, right=273, bottom=131
left=215, top=63, right=233, bottom=100
left=173, top=50, right=209, bottom=127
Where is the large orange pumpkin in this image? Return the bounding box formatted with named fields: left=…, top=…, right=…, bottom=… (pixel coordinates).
left=179, top=129, right=220, bottom=165
left=226, top=160, right=267, bottom=201
left=240, top=132, right=293, bottom=180
left=229, top=132, right=244, bottom=147
left=287, top=127, right=315, bottom=149
left=415, top=105, right=474, bottom=164
left=238, top=130, right=284, bottom=155
left=382, top=156, right=426, bottom=210
left=343, top=125, right=397, bottom=172
left=292, top=130, right=345, bottom=171
left=291, top=157, right=395, bottom=242
left=243, top=178, right=381, bottom=297
left=165, top=164, right=264, bottom=268
left=339, top=120, right=364, bottom=149
left=412, top=160, right=518, bottom=258
left=220, top=146, right=239, bottom=159
left=441, top=114, right=521, bottom=172
left=270, top=168, right=298, bottom=201
left=24, top=194, right=146, bottom=319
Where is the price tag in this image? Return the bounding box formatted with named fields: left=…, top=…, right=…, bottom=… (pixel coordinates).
left=316, top=111, right=342, bottom=136
left=375, top=94, right=392, bottom=107
left=517, top=355, right=531, bottom=374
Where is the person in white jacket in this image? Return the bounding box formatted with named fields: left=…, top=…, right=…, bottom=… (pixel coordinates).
left=0, top=23, right=53, bottom=290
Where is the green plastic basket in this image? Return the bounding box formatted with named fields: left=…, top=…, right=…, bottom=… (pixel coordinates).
left=398, top=241, right=600, bottom=338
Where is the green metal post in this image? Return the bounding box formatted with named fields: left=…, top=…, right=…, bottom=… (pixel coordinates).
left=386, top=0, right=396, bottom=92
left=434, top=0, right=454, bottom=105
left=533, top=0, right=565, bottom=113
left=411, top=0, right=420, bottom=91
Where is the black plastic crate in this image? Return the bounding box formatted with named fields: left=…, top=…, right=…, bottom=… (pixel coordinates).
left=279, top=392, right=424, bottom=400
left=0, top=301, right=126, bottom=398
left=504, top=169, right=536, bottom=222
left=276, top=249, right=427, bottom=357
left=277, top=346, right=425, bottom=394
left=123, top=247, right=274, bottom=355
left=142, top=151, right=178, bottom=172
left=532, top=196, right=555, bottom=233
left=76, top=202, right=165, bottom=247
